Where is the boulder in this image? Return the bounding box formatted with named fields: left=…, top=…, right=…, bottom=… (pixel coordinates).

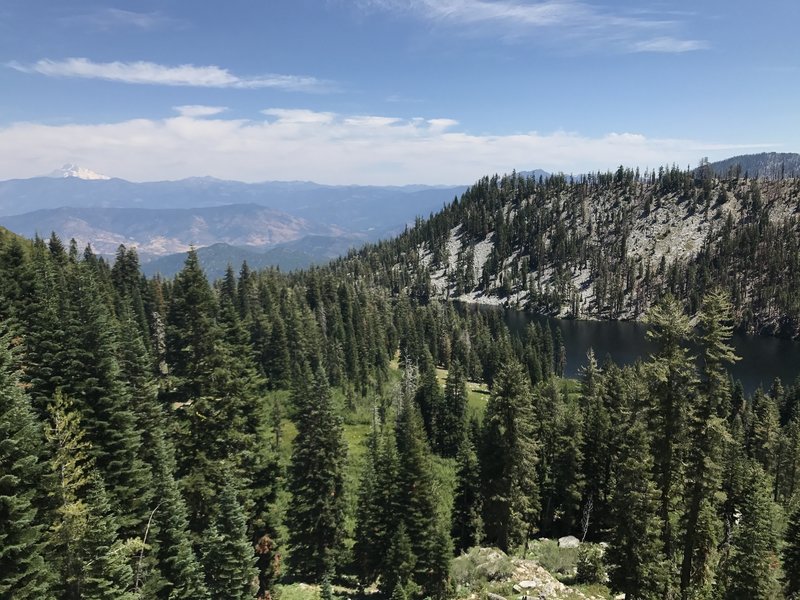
left=487, top=593, right=508, bottom=600
left=557, top=535, right=580, bottom=548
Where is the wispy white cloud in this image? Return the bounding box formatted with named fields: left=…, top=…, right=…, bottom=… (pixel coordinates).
left=262, top=108, right=336, bottom=124
left=8, top=58, right=333, bottom=92
left=632, top=36, right=709, bottom=53
left=62, top=8, right=175, bottom=31
left=174, top=105, right=228, bottom=118
left=385, top=94, right=424, bottom=104
left=0, top=109, right=770, bottom=185
left=361, top=0, right=708, bottom=53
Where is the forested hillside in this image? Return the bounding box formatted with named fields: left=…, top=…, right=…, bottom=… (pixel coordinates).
left=2, top=186, right=800, bottom=599
left=333, top=167, right=800, bottom=337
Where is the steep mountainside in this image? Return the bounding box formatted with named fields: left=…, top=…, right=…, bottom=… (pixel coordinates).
left=707, top=152, right=800, bottom=179
left=335, top=167, right=800, bottom=337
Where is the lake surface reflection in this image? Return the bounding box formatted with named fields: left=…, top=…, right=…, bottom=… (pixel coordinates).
left=472, top=305, right=800, bottom=396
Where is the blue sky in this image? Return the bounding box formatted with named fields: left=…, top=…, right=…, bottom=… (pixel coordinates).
left=0, top=0, right=797, bottom=184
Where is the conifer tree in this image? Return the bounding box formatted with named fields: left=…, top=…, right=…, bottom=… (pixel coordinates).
left=425, top=519, right=454, bottom=600
left=451, top=434, right=483, bottom=553
left=606, top=418, right=668, bottom=600
left=18, top=237, right=72, bottom=414
left=537, top=380, right=584, bottom=537
left=784, top=502, right=800, bottom=598
left=679, top=290, right=737, bottom=599
left=80, top=475, right=138, bottom=600
left=63, top=263, right=153, bottom=535
left=390, top=581, right=408, bottom=600
left=353, top=433, right=380, bottom=585
left=46, top=391, right=95, bottom=598
left=167, top=249, right=265, bottom=534
left=716, top=462, right=781, bottom=600
left=380, top=522, right=414, bottom=596
left=150, top=435, right=210, bottom=600
left=165, top=248, right=220, bottom=402
left=645, top=295, right=695, bottom=591
left=438, top=360, right=468, bottom=457
left=579, top=350, right=612, bottom=539
left=202, top=474, right=257, bottom=600
left=0, top=333, right=52, bottom=600
left=286, top=365, right=348, bottom=580
left=393, top=398, right=451, bottom=598
left=415, top=357, right=444, bottom=446
left=750, top=389, right=781, bottom=478
left=354, top=427, right=400, bottom=587
left=480, top=360, right=539, bottom=551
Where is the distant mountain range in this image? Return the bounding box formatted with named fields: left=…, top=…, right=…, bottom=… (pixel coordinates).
left=0, top=169, right=467, bottom=275
left=0, top=173, right=464, bottom=230
left=141, top=236, right=363, bottom=280
left=0, top=204, right=338, bottom=261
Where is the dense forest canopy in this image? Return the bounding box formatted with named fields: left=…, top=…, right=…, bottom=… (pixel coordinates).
left=2, top=164, right=800, bottom=600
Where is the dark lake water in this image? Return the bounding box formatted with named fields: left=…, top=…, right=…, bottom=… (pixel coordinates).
left=472, top=305, right=800, bottom=396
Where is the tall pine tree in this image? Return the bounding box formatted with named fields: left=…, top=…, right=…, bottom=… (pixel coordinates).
left=0, top=333, right=52, bottom=599
left=202, top=473, right=257, bottom=600
left=286, top=365, right=347, bottom=580
left=480, top=360, right=539, bottom=552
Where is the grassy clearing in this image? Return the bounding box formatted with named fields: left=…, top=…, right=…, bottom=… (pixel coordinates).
left=434, top=366, right=490, bottom=421
left=554, top=376, right=582, bottom=401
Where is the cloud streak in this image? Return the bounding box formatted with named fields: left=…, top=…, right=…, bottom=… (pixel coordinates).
left=632, top=36, right=710, bottom=53
left=362, top=0, right=708, bottom=53
left=0, top=109, right=770, bottom=185
left=62, top=8, right=175, bottom=31
left=174, top=105, right=228, bottom=118
left=9, top=58, right=333, bottom=92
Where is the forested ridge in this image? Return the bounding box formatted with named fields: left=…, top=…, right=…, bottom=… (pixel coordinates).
left=2, top=173, right=800, bottom=600
left=331, top=165, right=800, bottom=338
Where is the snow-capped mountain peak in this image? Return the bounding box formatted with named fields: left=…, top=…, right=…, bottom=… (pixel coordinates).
left=47, top=163, right=110, bottom=181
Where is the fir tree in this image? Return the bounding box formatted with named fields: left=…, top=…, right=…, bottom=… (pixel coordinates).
left=0, top=333, right=52, bottom=599
left=679, top=290, right=737, bottom=599
left=390, top=581, right=408, bottom=600
left=645, top=295, right=695, bottom=593
left=354, top=427, right=400, bottom=587
left=480, top=360, right=539, bottom=552
left=80, top=475, right=138, bottom=600
left=150, top=435, right=210, bottom=600
left=286, top=365, right=348, bottom=580
left=380, top=522, right=414, bottom=596
left=451, top=434, right=483, bottom=553
left=579, top=350, right=612, bottom=539
left=46, top=391, right=94, bottom=599
left=438, top=360, right=468, bottom=457
left=716, top=462, right=781, bottom=600
left=784, top=502, right=800, bottom=598
left=393, top=397, right=451, bottom=597
left=606, top=418, right=668, bottom=599
left=63, top=262, right=153, bottom=535
left=414, top=358, right=444, bottom=447
left=202, top=474, right=257, bottom=600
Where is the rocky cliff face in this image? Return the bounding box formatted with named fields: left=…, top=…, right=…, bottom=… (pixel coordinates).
left=390, top=170, right=800, bottom=336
